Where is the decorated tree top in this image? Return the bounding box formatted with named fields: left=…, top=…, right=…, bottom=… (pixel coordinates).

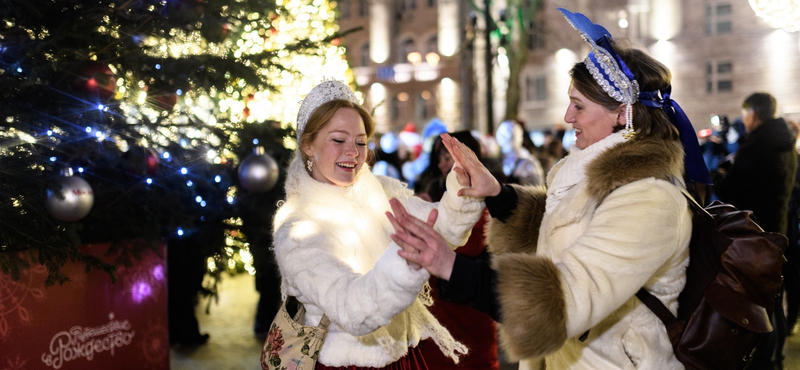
left=0, top=0, right=353, bottom=285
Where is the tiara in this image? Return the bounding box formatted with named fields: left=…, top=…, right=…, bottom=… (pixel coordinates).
left=296, top=80, right=361, bottom=140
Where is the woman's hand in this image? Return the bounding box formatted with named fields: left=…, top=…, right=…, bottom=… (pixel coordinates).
left=385, top=198, right=456, bottom=280
left=441, top=133, right=502, bottom=198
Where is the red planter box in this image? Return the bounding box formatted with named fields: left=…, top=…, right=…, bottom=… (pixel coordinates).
left=0, top=241, right=169, bottom=370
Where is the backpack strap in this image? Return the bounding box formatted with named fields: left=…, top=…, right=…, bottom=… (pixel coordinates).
left=680, top=189, right=707, bottom=216
left=635, top=288, right=677, bottom=326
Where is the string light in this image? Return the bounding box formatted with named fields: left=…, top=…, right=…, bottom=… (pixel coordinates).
left=4, top=0, right=350, bottom=279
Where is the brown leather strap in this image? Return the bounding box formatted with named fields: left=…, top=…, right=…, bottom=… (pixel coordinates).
left=636, top=288, right=677, bottom=326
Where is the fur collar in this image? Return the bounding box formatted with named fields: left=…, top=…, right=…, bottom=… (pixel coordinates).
left=584, top=136, right=684, bottom=203
left=486, top=136, right=684, bottom=257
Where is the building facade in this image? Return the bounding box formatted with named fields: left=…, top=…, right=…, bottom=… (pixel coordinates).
left=336, top=0, right=471, bottom=134
left=517, top=0, right=800, bottom=132
left=338, top=0, right=800, bottom=135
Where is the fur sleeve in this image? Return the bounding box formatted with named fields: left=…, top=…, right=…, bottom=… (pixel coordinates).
left=486, top=185, right=546, bottom=255
left=493, top=253, right=566, bottom=360
left=273, top=217, right=429, bottom=337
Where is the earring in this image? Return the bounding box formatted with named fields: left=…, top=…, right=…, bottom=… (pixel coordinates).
left=306, top=159, right=313, bottom=172
left=623, top=104, right=636, bottom=140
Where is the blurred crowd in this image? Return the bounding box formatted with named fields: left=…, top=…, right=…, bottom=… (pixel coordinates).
left=369, top=117, right=570, bottom=192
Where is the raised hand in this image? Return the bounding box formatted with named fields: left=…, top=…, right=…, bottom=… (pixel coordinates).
left=385, top=198, right=456, bottom=280
left=441, top=133, right=502, bottom=198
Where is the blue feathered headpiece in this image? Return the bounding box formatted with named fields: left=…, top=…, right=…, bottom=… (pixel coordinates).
left=558, top=8, right=711, bottom=185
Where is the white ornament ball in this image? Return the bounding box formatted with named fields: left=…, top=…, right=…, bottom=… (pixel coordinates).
left=46, top=175, right=94, bottom=222
left=238, top=151, right=279, bottom=193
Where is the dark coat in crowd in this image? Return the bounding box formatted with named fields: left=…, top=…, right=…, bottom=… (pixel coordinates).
left=714, top=117, right=798, bottom=235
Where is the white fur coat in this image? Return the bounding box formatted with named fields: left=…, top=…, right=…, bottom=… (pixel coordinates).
left=273, top=156, right=484, bottom=367
left=487, top=133, right=692, bottom=369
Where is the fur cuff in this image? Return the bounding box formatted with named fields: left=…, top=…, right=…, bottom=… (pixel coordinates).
left=486, top=185, right=546, bottom=255
left=493, top=253, right=566, bottom=361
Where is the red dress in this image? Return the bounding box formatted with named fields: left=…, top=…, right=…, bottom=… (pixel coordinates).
left=418, top=209, right=500, bottom=370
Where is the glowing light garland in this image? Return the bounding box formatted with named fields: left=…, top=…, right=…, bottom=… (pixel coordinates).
left=750, top=0, right=800, bottom=32
left=114, top=0, right=352, bottom=159
left=1, top=0, right=349, bottom=279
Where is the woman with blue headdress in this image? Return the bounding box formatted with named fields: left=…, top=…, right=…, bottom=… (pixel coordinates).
left=385, top=8, right=711, bottom=370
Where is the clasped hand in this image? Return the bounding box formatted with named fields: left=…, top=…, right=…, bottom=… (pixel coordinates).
left=386, top=133, right=501, bottom=280
left=386, top=198, right=456, bottom=280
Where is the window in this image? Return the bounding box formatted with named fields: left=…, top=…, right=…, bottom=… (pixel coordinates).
left=415, top=93, right=428, bottom=121
left=391, top=95, right=400, bottom=120
left=527, top=21, right=546, bottom=50
left=525, top=75, right=547, bottom=102
left=706, top=61, right=733, bottom=94
left=359, top=0, right=368, bottom=17
left=399, top=38, right=416, bottom=64
left=399, top=0, right=416, bottom=12
left=426, top=36, right=438, bottom=55
left=360, top=43, right=370, bottom=67
left=427, top=0, right=435, bottom=7
left=339, top=0, right=351, bottom=19
left=705, top=3, right=732, bottom=35
left=525, top=0, right=546, bottom=50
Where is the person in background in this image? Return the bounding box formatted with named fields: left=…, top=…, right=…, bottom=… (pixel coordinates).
left=713, top=93, right=797, bottom=236
left=785, top=120, right=800, bottom=337
left=385, top=8, right=711, bottom=369
left=540, top=133, right=567, bottom=174
left=712, top=93, right=798, bottom=369
left=414, top=130, right=500, bottom=370
left=495, top=120, right=545, bottom=186
left=372, top=132, right=405, bottom=180
left=167, top=232, right=211, bottom=347
left=402, top=118, right=448, bottom=188
left=271, top=80, right=484, bottom=369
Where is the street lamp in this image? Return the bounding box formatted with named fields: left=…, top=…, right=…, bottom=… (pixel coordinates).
left=750, top=0, right=800, bottom=32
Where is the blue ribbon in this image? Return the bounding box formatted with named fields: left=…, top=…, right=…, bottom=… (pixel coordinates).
left=639, top=87, right=712, bottom=185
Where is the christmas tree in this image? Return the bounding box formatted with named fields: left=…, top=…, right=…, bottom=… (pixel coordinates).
left=0, top=0, right=353, bottom=286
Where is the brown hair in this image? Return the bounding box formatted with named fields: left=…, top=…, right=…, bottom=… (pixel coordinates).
left=569, top=39, right=679, bottom=141
left=299, top=99, right=376, bottom=163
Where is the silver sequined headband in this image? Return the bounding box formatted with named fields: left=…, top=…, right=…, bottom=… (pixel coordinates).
left=296, top=80, right=361, bottom=140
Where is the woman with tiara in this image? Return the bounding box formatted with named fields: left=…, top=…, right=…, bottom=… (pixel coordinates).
left=271, top=80, right=484, bottom=369
left=386, top=8, right=712, bottom=370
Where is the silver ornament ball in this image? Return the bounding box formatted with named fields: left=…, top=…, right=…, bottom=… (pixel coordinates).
left=46, top=175, right=94, bottom=222
left=238, top=150, right=279, bottom=193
